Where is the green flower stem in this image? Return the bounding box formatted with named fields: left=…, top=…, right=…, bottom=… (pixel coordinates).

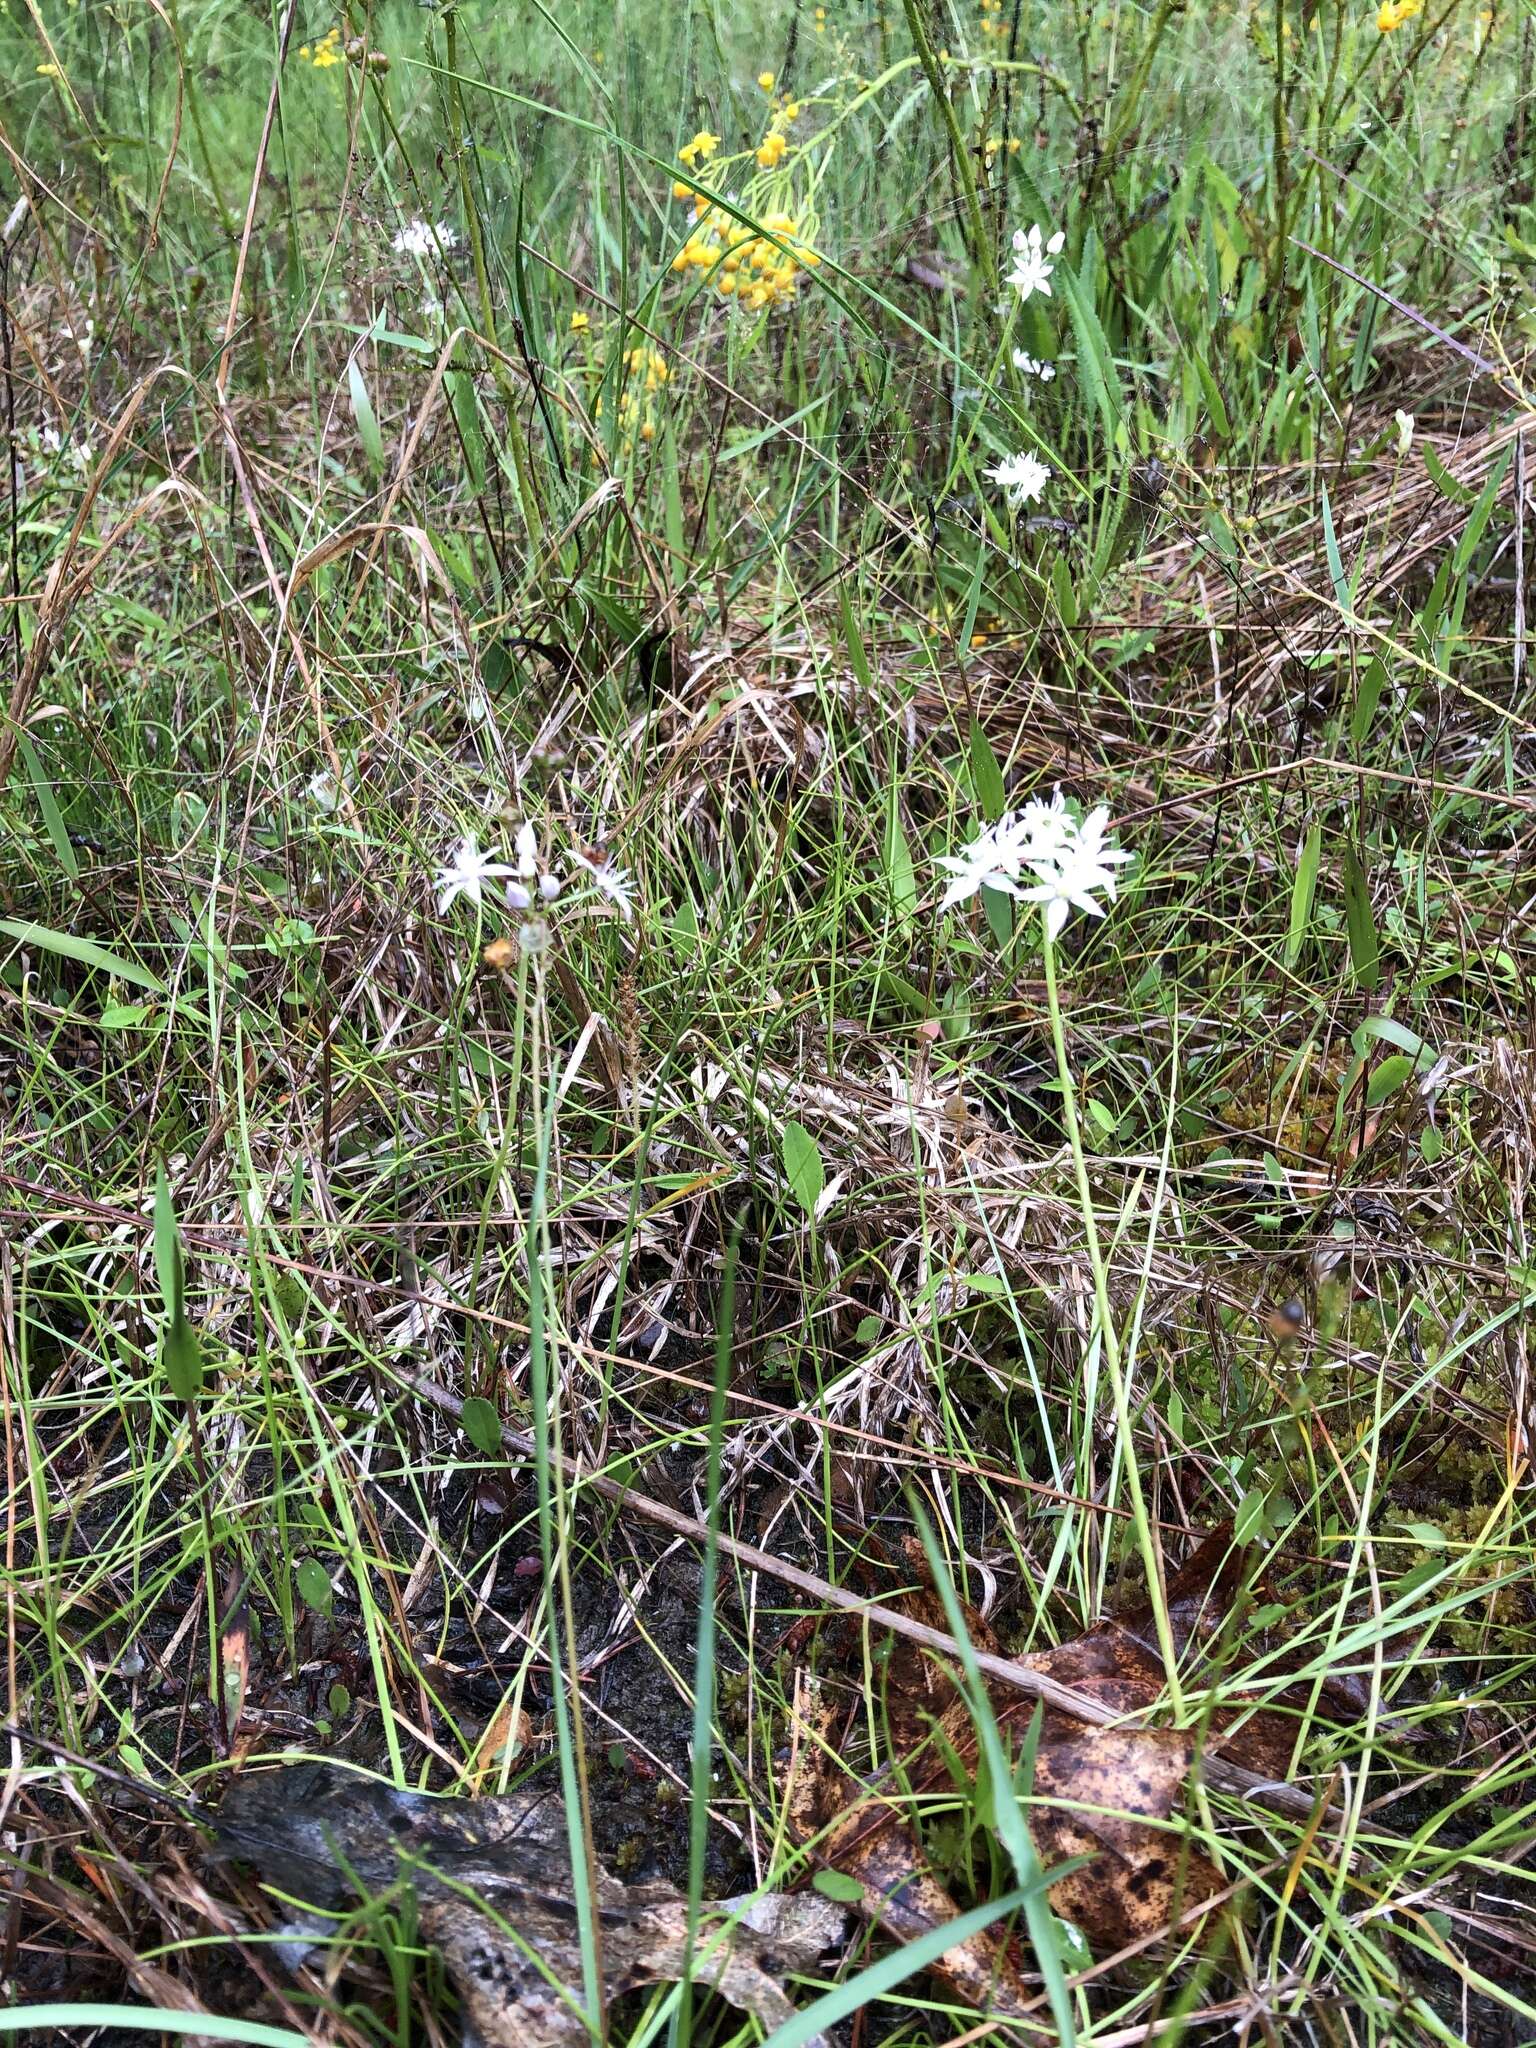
left=1040, top=919, right=1186, bottom=1714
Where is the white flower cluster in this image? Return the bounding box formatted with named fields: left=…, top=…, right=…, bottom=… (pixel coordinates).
left=985, top=448, right=1051, bottom=507
left=1011, top=348, right=1056, bottom=381
left=434, top=825, right=634, bottom=921
left=391, top=218, right=458, bottom=258
left=937, top=792, right=1132, bottom=938
left=1006, top=223, right=1064, bottom=303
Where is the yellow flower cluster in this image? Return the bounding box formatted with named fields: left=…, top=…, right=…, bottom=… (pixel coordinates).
left=978, top=0, right=1010, bottom=40
left=602, top=346, right=669, bottom=441
left=1376, top=0, right=1420, bottom=27
left=671, top=202, right=819, bottom=309
left=679, top=129, right=720, bottom=167
left=298, top=25, right=343, bottom=66
left=814, top=6, right=827, bottom=30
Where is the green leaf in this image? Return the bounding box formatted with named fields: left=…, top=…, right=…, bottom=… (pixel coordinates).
left=446, top=370, right=485, bottom=492
left=1394, top=1520, right=1447, bottom=1548
left=1349, top=657, right=1386, bottom=752
left=1340, top=846, right=1380, bottom=991
left=854, top=1314, right=881, bottom=1346
left=1420, top=1126, right=1443, bottom=1164
left=296, top=1559, right=333, bottom=1617
left=1192, top=352, right=1229, bottom=439
left=1285, top=821, right=1321, bottom=969
left=159, top=1310, right=204, bottom=1405
left=1056, top=261, right=1120, bottom=440
left=838, top=584, right=875, bottom=692
left=17, top=736, right=78, bottom=879
left=811, top=1868, right=865, bottom=1903
left=882, top=807, right=917, bottom=925
left=1233, top=1486, right=1269, bottom=1545
left=461, top=1395, right=503, bottom=1455
left=968, top=721, right=1006, bottom=823
left=0, top=918, right=166, bottom=993
left=1365, top=1054, right=1414, bottom=1108
left=1421, top=444, right=1474, bottom=504
left=781, top=1120, right=825, bottom=1214
left=348, top=357, right=385, bottom=471
left=98, top=1003, right=152, bottom=1030
left=981, top=880, right=1013, bottom=948
left=760, top=1890, right=1033, bottom=2048
left=0, top=2009, right=311, bottom=2048
left=153, top=1162, right=184, bottom=1322
left=1319, top=482, right=1353, bottom=615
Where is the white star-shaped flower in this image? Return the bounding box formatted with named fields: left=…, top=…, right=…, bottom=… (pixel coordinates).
left=938, top=794, right=1132, bottom=937
left=1006, top=223, right=1065, bottom=302
left=434, top=835, right=512, bottom=915
left=986, top=449, right=1051, bottom=508
left=571, top=849, right=635, bottom=919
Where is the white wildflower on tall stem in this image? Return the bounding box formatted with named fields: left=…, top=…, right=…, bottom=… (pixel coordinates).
left=937, top=795, right=1183, bottom=1701
left=1006, top=223, right=1065, bottom=301
left=986, top=449, right=1051, bottom=509
left=434, top=835, right=512, bottom=914
left=570, top=848, right=635, bottom=919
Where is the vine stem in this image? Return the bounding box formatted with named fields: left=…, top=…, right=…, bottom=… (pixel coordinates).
left=1039, top=918, right=1186, bottom=1714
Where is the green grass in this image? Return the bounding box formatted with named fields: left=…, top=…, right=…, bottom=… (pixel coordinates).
left=1, top=0, right=1534, bottom=2040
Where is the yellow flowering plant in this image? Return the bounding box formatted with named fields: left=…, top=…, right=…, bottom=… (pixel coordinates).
left=665, top=94, right=824, bottom=314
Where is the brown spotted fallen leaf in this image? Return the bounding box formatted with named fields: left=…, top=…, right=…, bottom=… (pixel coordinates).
left=783, top=1526, right=1311, bottom=1986
left=216, top=1762, right=845, bottom=2048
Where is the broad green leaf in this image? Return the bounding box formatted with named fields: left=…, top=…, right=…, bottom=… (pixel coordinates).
left=447, top=370, right=485, bottom=492
left=838, top=584, right=875, bottom=692
left=99, top=1003, right=152, bottom=1030
left=159, top=1310, right=204, bottom=1404
left=348, top=357, right=385, bottom=471
left=883, top=808, right=917, bottom=924
left=1319, top=483, right=1353, bottom=615
left=810, top=1868, right=864, bottom=1903
left=1340, top=846, right=1379, bottom=992
left=968, top=720, right=1006, bottom=822
left=461, top=1395, right=503, bottom=1454
left=153, top=1162, right=184, bottom=1322
left=1349, top=657, right=1386, bottom=751
left=981, top=881, right=1013, bottom=948
left=1285, top=821, right=1321, bottom=969
left=1233, top=1486, right=1269, bottom=1545
left=1192, top=352, right=1229, bottom=439
left=0, top=918, right=166, bottom=993
left=17, top=736, right=78, bottom=879
left=296, top=1558, right=333, bottom=1616
left=781, top=1120, right=825, bottom=1214
left=1056, top=262, right=1119, bottom=439
left=1365, top=1054, right=1414, bottom=1108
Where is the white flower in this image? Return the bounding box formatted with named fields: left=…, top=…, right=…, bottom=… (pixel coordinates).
left=1393, top=409, right=1415, bottom=456
left=1011, top=349, right=1056, bottom=381
left=571, top=849, right=635, bottom=919
left=939, top=794, right=1131, bottom=939
left=935, top=793, right=1073, bottom=908
left=392, top=218, right=458, bottom=258
left=1006, top=223, right=1065, bottom=302
left=306, top=770, right=341, bottom=812
left=505, top=820, right=562, bottom=912
left=419, top=291, right=445, bottom=326
left=986, top=449, right=1051, bottom=508
left=434, top=835, right=513, bottom=914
